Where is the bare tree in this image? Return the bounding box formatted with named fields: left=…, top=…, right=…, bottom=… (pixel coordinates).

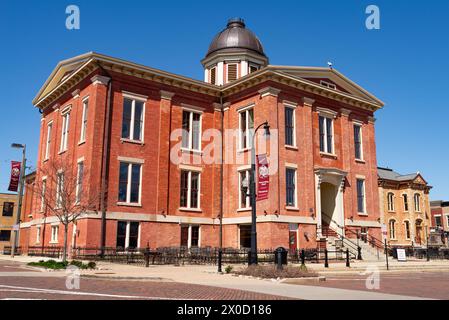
left=34, top=158, right=99, bottom=262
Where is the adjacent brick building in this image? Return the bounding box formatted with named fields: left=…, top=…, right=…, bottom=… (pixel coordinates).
left=20, top=18, right=385, bottom=252
left=430, top=200, right=449, bottom=245
left=378, top=167, right=432, bottom=248
left=0, top=193, right=18, bottom=253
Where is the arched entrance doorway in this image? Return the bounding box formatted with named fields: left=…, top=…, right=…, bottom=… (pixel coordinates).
left=415, top=219, right=423, bottom=245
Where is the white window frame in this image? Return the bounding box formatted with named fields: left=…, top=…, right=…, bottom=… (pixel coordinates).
left=285, top=166, right=298, bottom=209
left=44, top=121, right=53, bottom=160
left=285, top=104, right=297, bottom=148
left=50, top=225, right=59, bottom=243
left=118, top=161, right=143, bottom=206
left=79, top=97, right=88, bottom=143
left=40, top=178, right=47, bottom=212
left=414, top=193, right=421, bottom=212
left=319, top=114, right=335, bottom=155
left=181, top=108, right=203, bottom=152
left=387, top=193, right=395, bottom=212
left=180, top=170, right=201, bottom=210
left=353, top=122, right=364, bottom=161
left=209, top=66, right=217, bottom=85
left=389, top=219, right=396, bottom=240
left=238, top=106, right=254, bottom=151
left=403, top=194, right=409, bottom=212
left=75, top=160, right=84, bottom=204
left=248, top=63, right=259, bottom=74
left=356, top=178, right=367, bottom=214
left=404, top=220, right=411, bottom=240
left=55, top=171, right=64, bottom=209
left=238, top=169, right=251, bottom=210
left=122, top=94, right=146, bottom=143
left=60, top=110, right=70, bottom=152
left=36, top=226, right=41, bottom=244
left=434, top=214, right=442, bottom=227
left=119, top=221, right=141, bottom=249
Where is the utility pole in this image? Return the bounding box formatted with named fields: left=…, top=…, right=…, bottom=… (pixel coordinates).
left=11, top=143, right=26, bottom=258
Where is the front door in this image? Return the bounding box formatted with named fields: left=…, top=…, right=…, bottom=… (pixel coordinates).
left=416, top=226, right=422, bottom=245
left=289, top=224, right=299, bottom=251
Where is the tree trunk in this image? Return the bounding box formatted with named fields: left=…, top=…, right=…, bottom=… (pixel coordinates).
left=63, top=223, right=69, bottom=263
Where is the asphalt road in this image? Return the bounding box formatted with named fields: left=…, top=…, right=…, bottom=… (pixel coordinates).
left=0, top=260, right=288, bottom=300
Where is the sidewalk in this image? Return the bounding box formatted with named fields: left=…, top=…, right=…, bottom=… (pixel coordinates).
left=0, top=255, right=436, bottom=300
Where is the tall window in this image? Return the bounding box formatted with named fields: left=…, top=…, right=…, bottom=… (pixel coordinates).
left=79, top=98, right=88, bottom=143
left=76, top=161, right=84, bottom=204
left=414, top=193, right=421, bottom=212
left=210, top=67, right=216, bottom=85
left=354, top=123, right=363, bottom=160
left=116, top=221, right=139, bottom=249
left=239, top=108, right=254, bottom=150
left=239, top=225, right=252, bottom=249
left=435, top=215, right=442, bottom=227
left=180, top=225, right=200, bottom=248
left=118, top=162, right=142, bottom=204
left=285, top=106, right=296, bottom=147
left=227, top=63, right=237, bottom=82
left=36, top=226, right=41, bottom=243
left=40, top=179, right=46, bottom=212
left=387, top=193, right=395, bottom=211
left=182, top=110, right=202, bottom=151
left=2, top=202, right=14, bottom=217
left=122, top=98, right=144, bottom=142
left=403, top=194, right=409, bottom=211
left=356, top=179, right=366, bottom=213
left=60, top=112, right=70, bottom=152
left=239, top=170, right=250, bottom=209
left=286, top=168, right=297, bottom=207
left=404, top=221, right=411, bottom=240
left=319, top=116, right=333, bottom=154
left=51, top=225, right=59, bottom=243
left=180, top=170, right=200, bottom=209
left=56, top=172, right=64, bottom=208
left=389, top=220, right=396, bottom=239
left=191, top=226, right=200, bottom=247
left=45, top=122, right=52, bottom=160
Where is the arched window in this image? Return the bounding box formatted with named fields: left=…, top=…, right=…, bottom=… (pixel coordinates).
left=414, top=193, right=421, bottom=212
left=389, top=220, right=396, bottom=239
left=403, top=194, right=409, bottom=211
left=404, top=221, right=411, bottom=240
left=387, top=193, right=395, bottom=211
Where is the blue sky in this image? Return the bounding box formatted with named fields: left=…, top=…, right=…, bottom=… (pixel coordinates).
left=0, top=0, right=448, bottom=199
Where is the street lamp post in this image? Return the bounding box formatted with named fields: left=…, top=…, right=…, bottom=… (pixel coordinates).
left=11, top=143, right=26, bottom=258
left=241, top=121, right=270, bottom=266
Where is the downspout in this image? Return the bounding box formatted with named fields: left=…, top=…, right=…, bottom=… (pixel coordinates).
left=99, top=68, right=113, bottom=256
left=218, top=93, right=224, bottom=273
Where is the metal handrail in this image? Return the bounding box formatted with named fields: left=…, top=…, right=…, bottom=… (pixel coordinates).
left=321, top=213, right=361, bottom=257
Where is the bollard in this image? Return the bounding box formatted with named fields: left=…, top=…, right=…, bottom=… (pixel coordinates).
left=301, top=249, right=306, bottom=266
left=357, top=246, right=363, bottom=260
left=324, top=249, right=329, bottom=268
left=346, top=249, right=350, bottom=268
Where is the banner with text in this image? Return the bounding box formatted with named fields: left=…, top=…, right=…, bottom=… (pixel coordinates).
left=257, top=154, right=269, bottom=201
left=8, top=161, right=21, bottom=192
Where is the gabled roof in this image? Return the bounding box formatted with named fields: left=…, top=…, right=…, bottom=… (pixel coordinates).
left=33, top=52, right=385, bottom=112
left=378, top=167, right=428, bottom=185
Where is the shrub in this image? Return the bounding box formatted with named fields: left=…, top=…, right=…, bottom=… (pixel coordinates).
left=224, top=265, right=233, bottom=274
left=87, top=261, right=96, bottom=269
left=235, top=265, right=317, bottom=279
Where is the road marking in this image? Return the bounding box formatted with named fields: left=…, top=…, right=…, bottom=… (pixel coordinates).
left=0, top=284, right=197, bottom=300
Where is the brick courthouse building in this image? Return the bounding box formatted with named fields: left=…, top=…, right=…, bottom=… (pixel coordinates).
left=20, top=18, right=385, bottom=252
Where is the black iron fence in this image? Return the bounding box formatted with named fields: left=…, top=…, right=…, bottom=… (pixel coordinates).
left=391, top=247, right=449, bottom=260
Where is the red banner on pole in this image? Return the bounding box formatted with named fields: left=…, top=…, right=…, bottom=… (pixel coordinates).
left=256, top=154, right=269, bottom=201
left=8, top=161, right=21, bottom=192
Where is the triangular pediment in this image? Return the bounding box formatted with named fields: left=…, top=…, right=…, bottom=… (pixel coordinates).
left=33, top=52, right=95, bottom=105
left=270, top=66, right=384, bottom=107
left=413, top=174, right=427, bottom=185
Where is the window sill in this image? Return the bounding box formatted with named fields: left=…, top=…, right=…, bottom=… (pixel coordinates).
left=388, top=211, right=396, bottom=213
left=237, top=148, right=250, bottom=154
left=285, top=145, right=298, bottom=151
left=179, top=207, right=202, bottom=213
left=320, top=152, right=337, bottom=159
left=49, top=241, right=59, bottom=245
left=78, top=140, right=86, bottom=146
left=120, top=138, right=144, bottom=146
left=355, top=159, right=366, bottom=164
left=285, top=206, right=299, bottom=211
left=43, top=158, right=49, bottom=163
left=181, top=148, right=203, bottom=155
left=117, top=202, right=142, bottom=208
left=357, top=212, right=369, bottom=217
left=58, top=150, right=67, bottom=155
left=237, top=208, right=252, bottom=213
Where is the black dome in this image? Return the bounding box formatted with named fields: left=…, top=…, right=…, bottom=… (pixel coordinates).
left=205, top=18, right=266, bottom=58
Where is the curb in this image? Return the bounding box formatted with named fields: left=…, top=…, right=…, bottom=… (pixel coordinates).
left=80, top=274, right=170, bottom=281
